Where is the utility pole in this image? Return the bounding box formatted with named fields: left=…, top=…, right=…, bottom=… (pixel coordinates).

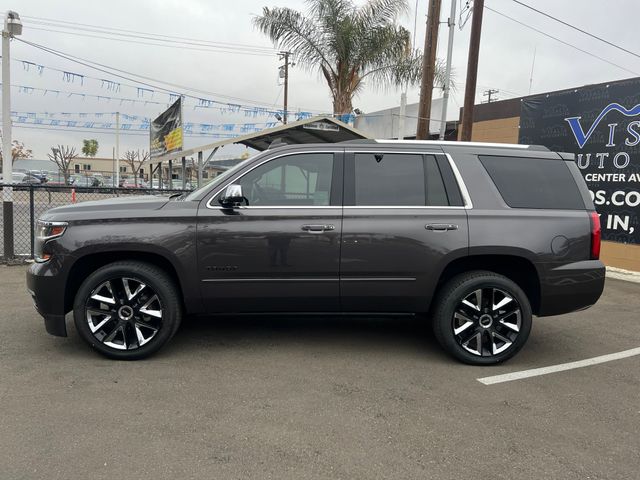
left=115, top=111, right=120, bottom=186
left=482, top=88, right=499, bottom=103
left=439, top=0, right=457, bottom=140
left=279, top=51, right=291, bottom=124
left=416, top=0, right=442, bottom=140
left=460, top=0, right=485, bottom=141
left=2, top=11, right=22, bottom=263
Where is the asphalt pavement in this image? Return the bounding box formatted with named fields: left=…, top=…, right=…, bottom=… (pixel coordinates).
left=1, top=265, right=639, bottom=480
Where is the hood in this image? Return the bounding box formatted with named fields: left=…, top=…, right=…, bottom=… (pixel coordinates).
left=41, top=195, right=172, bottom=220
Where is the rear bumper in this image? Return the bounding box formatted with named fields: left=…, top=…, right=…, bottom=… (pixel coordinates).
left=26, top=260, right=69, bottom=337
left=538, top=260, right=606, bottom=317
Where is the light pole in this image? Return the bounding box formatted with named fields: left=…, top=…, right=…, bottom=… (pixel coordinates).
left=2, top=11, right=22, bottom=262
left=439, top=0, right=457, bottom=140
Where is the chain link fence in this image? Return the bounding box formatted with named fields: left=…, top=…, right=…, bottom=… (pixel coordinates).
left=0, top=184, right=189, bottom=262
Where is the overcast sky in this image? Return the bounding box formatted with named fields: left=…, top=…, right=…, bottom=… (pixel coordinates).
left=3, top=0, right=640, bottom=160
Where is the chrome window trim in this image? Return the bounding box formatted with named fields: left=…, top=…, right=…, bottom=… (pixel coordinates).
left=205, top=150, right=341, bottom=210
left=204, top=148, right=473, bottom=210
left=346, top=150, right=473, bottom=209
left=343, top=206, right=466, bottom=210
left=444, top=152, right=473, bottom=209
left=209, top=205, right=343, bottom=210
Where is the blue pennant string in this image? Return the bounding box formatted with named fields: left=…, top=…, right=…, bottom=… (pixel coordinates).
left=137, top=87, right=154, bottom=98
left=101, top=79, right=121, bottom=92
left=62, top=72, right=85, bottom=85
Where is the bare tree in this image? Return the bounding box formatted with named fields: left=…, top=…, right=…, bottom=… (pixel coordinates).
left=122, top=150, right=149, bottom=186
left=0, top=139, right=33, bottom=169
left=47, top=145, right=78, bottom=185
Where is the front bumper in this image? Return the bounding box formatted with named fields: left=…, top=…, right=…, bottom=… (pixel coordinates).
left=538, top=260, right=606, bottom=317
left=26, top=260, right=69, bottom=337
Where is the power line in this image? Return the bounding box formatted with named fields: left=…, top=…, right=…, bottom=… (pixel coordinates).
left=510, top=0, right=640, bottom=60
left=25, top=26, right=276, bottom=57
left=484, top=6, right=640, bottom=76
left=15, top=38, right=323, bottom=112
left=22, top=15, right=275, bottom=53
left=13, top=55, right=301, bottom=114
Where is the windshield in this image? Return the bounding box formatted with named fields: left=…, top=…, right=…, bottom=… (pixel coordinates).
left=183, top=155, right=257, bottom=201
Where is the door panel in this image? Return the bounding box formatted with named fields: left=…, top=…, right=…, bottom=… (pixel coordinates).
left=196, top=151, right=343, bottom=313
left=340, top=151, right=469, bottom=312
left=340, top=208, right=468, bottom=311
left=197, top=207, right=342, bottom=312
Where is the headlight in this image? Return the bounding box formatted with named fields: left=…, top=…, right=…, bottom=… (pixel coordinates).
left=35, top=220, right=68, bottom=262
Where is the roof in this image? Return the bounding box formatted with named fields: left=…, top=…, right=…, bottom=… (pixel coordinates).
left=156, top=115, right=369, bottom=162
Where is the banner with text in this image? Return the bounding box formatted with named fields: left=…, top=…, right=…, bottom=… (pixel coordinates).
left=150, top=97, right=183, bottom=158
left=520, top=78, right=640, bottom=244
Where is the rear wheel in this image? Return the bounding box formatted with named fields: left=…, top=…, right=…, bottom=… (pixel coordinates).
left=432, top=271, right=532, bottom=365
left=73, top=261, right=182, bottom=360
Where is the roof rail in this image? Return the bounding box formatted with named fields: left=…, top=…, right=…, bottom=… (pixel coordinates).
left=355, top=139, right=549, bottom=151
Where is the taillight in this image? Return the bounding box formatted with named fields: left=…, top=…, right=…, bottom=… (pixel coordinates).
left=589, top=211, right=601, bottom=260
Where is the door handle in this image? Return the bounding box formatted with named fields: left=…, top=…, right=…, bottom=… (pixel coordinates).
left=425, top=223, right=458, bottom=231
left=301, top=224, right=335, bottom=233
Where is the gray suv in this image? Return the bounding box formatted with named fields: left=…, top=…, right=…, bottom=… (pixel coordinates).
left=26, top=140, right=605, bottom=364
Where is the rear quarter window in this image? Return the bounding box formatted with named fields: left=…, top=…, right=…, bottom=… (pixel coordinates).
left=479, top=155, right=585, bottom=210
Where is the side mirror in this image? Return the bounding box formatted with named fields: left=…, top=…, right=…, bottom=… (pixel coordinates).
left=219, top=184, right=247, bottom=208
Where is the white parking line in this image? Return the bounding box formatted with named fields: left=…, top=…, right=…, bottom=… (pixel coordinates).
left=477, top=347, right=640, bottom=385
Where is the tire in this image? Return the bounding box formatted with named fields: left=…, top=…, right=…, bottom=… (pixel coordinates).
left=73, top=261, right=182, bottom=360
left=432, top=271, right=532, bottom=365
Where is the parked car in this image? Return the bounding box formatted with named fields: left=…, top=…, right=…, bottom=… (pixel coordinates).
left=27, top=141, right=605, bottom=363
left=1, top=172, right=42, bottom=185
left=70, top=174, right=102, bottom=188
left=27, top=170, right=48, bottom=183
left=120, top=177, right=148, bottom=189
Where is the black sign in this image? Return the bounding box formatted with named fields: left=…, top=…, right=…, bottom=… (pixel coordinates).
left=150, top=98, right=183, bottom=158
left=520, top=78, right=640, bottom=244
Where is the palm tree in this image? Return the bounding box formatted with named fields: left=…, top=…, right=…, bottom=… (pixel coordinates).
left=254, top=0, right=445, bottom=116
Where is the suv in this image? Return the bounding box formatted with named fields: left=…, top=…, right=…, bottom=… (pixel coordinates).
left=26, top=141, right=605, bottom=364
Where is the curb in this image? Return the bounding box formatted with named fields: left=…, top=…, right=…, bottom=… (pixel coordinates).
left=606, top=266, right=640, bottom=284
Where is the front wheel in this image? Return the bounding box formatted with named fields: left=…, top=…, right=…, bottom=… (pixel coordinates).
left=73, top=261, right=182, bottom=360
left=432, top=271, right=532, bottom=365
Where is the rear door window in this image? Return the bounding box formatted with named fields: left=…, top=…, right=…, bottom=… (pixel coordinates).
left=479, top=155, right=585, bottom=209
left=352, top=153, right=450, bottom=206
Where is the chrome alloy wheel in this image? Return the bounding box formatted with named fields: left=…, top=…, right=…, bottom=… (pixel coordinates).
left=85, top=277, right=163, bottom=350
left=452, top=287, right=522, bottom=357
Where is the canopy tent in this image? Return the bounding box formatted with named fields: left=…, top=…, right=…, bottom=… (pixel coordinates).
left=151, top=115, right=368, bottom=189
left=159, top=115, right=368, bottom=161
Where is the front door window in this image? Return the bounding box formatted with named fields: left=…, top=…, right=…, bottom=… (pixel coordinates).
left=238, top=153, right=334, bottom=206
